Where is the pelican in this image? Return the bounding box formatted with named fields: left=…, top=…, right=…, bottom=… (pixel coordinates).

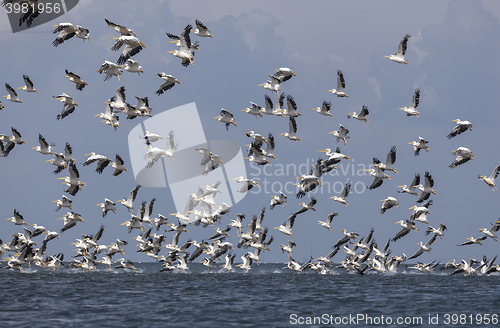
left=274, top=214, right=296, bottom=238
left=110, top=35, right=145, bottom=65
left=261, top=94, right=275, bottom=116
left=380, top=196, right=399, bottom=214
left=416, top=172, right=437, bottom=203
left=121, top=59, right=144, bottom=74
left=109, top=154, right=128, bottom=176
left=409, top=200, right=433, bottom=224
left=447, top=119, right=473, bottom=139
left=192, top=19, right=213, bottom=38
left=83, top=153, right=111, bottom=174
left=213, top=109, right=237, bottom=130
left=31, top=134, right=54, bottom=155
left=258, top=75, right=282, bottom=96
left=318, top=147, right=351, bottom=171
left=143, top=130, right=177, bottom=168
left=449, top=147, right=474, bottom=169
left=334, top=229, right=359, bottom=248
left=195, top=148, right=224, bottom=176
left=236, top=254, right=253, bottom=273
left=228, top=214, right=245, bottom=234
left=6, top=209, right=28, bottom=225
left=330, top=179, right=351, bottom=206
left=60, top=211, right=84, bottom=232
left=384, top=34, right=410, bottom=64
left=375, top=146, right=398, bottom=174
left=318, top=213, right=338, bottom=231
left=45, top=153, right=67, bottom=174
left=293, top=159, right=322, bottom=198
left=53, top=93, right=79, bottom=120
left=327, top=70, right=349, bottom=97
left=52, top=195, right=73, bottom=212
left=311, top=101, right=333, bottom=117
left=0, top=127, right=25, bottom=145
left=280, top=94, right=302, bottom=117
left=17, top=75, right=38, bottom=93
left=95, top=198, right=116, bottom=217
left=280, top=240, right=296, bottom=256
left=478, top=164, right=500, bottom=191
left=166, top=24, right=198, bottom=67
left=408, top=235, right=437, bottom=260
left=114, top=258, right=137, bottom=271
left=294, top=197, right=317, bottom=215
left=117, top=185, right=141, bottom=214
left=155, top=73, right=180, bottom=95
left=221, top=253, right=236, bottom=272
left=62, top=70, right=88, bottom=92
left=397, top=173, right=420, bottom=196
left=458, top=236, right=488, bottom=246
left=170, top=194, right=195, bottom=225
left=0, top=140, right=14, bottom=157
left=273, top=67, right=296, bottom=82
left=139, top=131, right=163, bottom=145
left=399, top=88, right=420, bottom=117
left=245, top=131, right=268, bottom=143
left=3, top=83, right=22, bottom=103
left=259, top=133, right=277, bottom=160
left=270, top=191, right=287, bottom=210
left=132, top=96, right=152, bottom=117
left=425, top=222, right=447, bottom=239
left=104, top=18, right=137, bottom=36
left=241, top=102, right=263, bottom=117
left=392, top=220, right=418, bottom=241
left=364, top=158, right=391, bottom=190
left=209, top=227, right=231, bottom=240
left=279, top=117, right=301, bottom=141
left=273, top=93, right=286, bottom=117
left=232, top=176, right=260, bottom=193
left=58, top=163, right=86, bottom=196
left=120, top=212, right=145, bottom=234
left=479, top=221, right=500, bottom=241
left=347, top=105, right=369, bottom=122
left=408, top=137, right=429, bottom=156
left=97, top=60, right=123, bottom=82
left=328, top=124, right=350, bottom=146
left=52, top=23, right=91, bottom=46
left=244, top=141, right=271, bottom=166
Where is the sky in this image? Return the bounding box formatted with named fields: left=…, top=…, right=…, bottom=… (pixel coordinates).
left=1, top=0, right=500, bottom=265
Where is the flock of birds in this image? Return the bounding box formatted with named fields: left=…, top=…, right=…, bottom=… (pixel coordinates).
left=1, top=8, right=500, bottom=276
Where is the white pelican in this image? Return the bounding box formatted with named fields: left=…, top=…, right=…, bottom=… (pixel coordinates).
left=114, top=258, right=137, bottom=271
left=120, top=213, right=145, bottom=234
left=213, top=108, right=237, bottom=130
left=64, top=69, right=88, bottom=91
left=374, top=146, right=398, bottom=174
left=3, top=83, right=22, bottom=103
left=384, top=34, right=410, bottom=64
left=311, top=101, right=333, bottom=117
left=53, top=93, right=79, bottom=120
left=83, top=153, right=111, bottom=174
left=96, top=103, right=120, bottom=130
left=447, top=119, right=473, bottom=139
left=111, top=35, right=145, bottom=65
left=117, top=185, right=141, bottom=214
left=6, top=209, right=28, bottom=225
left=274, top=214, right=296, bottom=238
left=17, top=75, right=38, bottom=93
left=273, top=67, right=296, bottom=82
left=479, top=220, right=500, bottom=241
left=328, top=124, right=350, bottom=146
left=408, top=235, right=437, bottom=260
left=232, top=176, right=260, bottom=193
left=140, top=131, right=163, bottom=145
left=409, top=200, right=432, bottom=224
left=245, top=131, right=268, bottom=143
left=244, top=141, right=271, bottom=166
left=270, top=191, right=287, bottom=210
left=293, top=159, right=322, bottom=198
left=258, top=74, right=282, bottom=96
left=258, top=133, right=277, bottom=160
left=155, top=73, right=180, bottom=95
left=478, top=163, right=500, bottom=191
left=59, top=211, right=84, bottom=232
left=96, top=198, right=116, bottom=217
left=281, top=94, right=302, bottom=117
left=397, top=173, right=420, bottom=196
left=209, top=227, right=232, bottom=240
left=133, top=96, right=152, bottom=117
left=221, top=253, right=236, bottom=272
left=121, top=59, right=144, bottom=74
left=330, top=179, right=351, bottom=206
left=228, top=214, right=245, bottom=234
left=0, top=140, right=14, bottom=157
left=104, top=18, right=137, bottom=36
left=425, top=222, right=447, bottom=239
left=192, top=19, right=213, bottom=38
left=364, top=159, right=391, bottom=190
left=58, top=163, right=86, bottom=196
left=416, top=172, right=437, bottom=203
left=280, top=240, right=296, bottom=256
left=294, top=197, right=317, bottom=215
left=458, top=236, right=487, bottom=246
left=143, top=130, right=177, bottom=168
left=279, top=117, right=301, bottom=141
left=241, top=102, right=263, bottom=117
left=318, top=213, right=338, bottom=231
left=0, top=101, right=3, bottom=110
left=327, top=70, right=349, bottom=97
left=318, top=147, right=351, bottom=172
left=0, top=127, right=25, bottom=145
left=273, top=93, right=286, bottom=117
left=46, top=152, right=67, bottom=174
left=195, top=148, right=224, bottom=176
left=170, top=195, right=195, bottom=225
left=399, top=88, right=420, bottom=117
left=261, top=94, right=275, bottom=116
left=109, top=154, right=128, bottom=176
left=97, top=60, right=123, bottom=82
left=449, top=147, right=474, bottom=169
left=52, top=195, right=73, bottom=212
left=347, top=105, right=369, bottom=122
left=31, top=134, right=54, bottom=155
left=52, top=23, right=91, bottom=46
left=167, top=24, right=198, bottom=67
left=334, top=229, right=359, bottom=248
left=236, top=254, right=253, bottom=273
left=408, top=136, right=429, bottom=156
left=380, top=196, right=399, bottom=214
left=392, top=220, right=418, bottom=241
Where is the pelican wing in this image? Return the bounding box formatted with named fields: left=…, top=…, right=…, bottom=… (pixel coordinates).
left=337, top=70, right=346, bottom=91
left=397, top=34, right=410, bottom=56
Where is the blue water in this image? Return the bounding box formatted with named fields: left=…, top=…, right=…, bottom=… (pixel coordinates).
left=1, top=263, right=499, bottom=327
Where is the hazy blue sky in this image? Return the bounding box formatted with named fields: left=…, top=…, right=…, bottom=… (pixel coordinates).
left=1, top=0, right=500, bottom=264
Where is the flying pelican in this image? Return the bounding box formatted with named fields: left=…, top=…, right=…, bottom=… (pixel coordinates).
left=5, top=209, right=28, bottom=225
left=408, top=137, right=430, bottom=156
left=143, top=130, right=177, bottom=168
left=416, top=172, right=437, bottom=203
left=364, top=158, right=391, bottom=190
left=52, top=195, right=73, bottom=212
left=279, top=117, right=301, bottom=141
left=330, top=180, right=351, bottom=206
left=221, top=253, right=235, bottom=272
left=97, top=61, right=123, bottom=82
left=409, top=200, right=433, bottom=224
left=244, top=141, right=271, bottom=165
left=114, top=258, right=137, bottom=271
left=228, top=214, right=245, bottom=234
left=64, top=69, right=88, bottom=91
left=380, top=196, right=399, bottom=214
left=447, top=119, right=473, bottom=139
left=83, top=153, right=111, bottom=174
left=241, top=102, right=264, bottom=117
left=258, top=75, right=282, bottom=96
left=95, top=198, right=116, bottom=217
left=328, top=124, right=350, bottom=146
left=53, top=93, right=79, bottom=120
left=110, top=35, right=145, bottom=65
left=170, top=195, right=195, bottom=225
left=31, top=134, right=54, bottom=155
left=479, top=221, right=500, bottom=241
left=281, top=94, right=302, bottom=117
left=449, top=147, right=474, bottom=169
left=318, top=213, right=338, bottom=231
left=273, top=67, right=296, bottom=82
left=209, top=227, right=231, bottom=240
left=327, top=70, right=349, bottom=97
left=0, top=140, right=14, bottom=157
left=52, top=23, right=91, bottom=46
left=59, top=211, right=84, bottom=232
left=3, top=83, right=22, bottom=103
left=232, top=176, right=260, bottom=193
left=166, top=24, right=198, bottom=67
left=334, top=230, right=359, bottom=248
left=274, top=214, right=297, bottom=238
left=347, top=105, right=369, bottom=122
left=117, top=185, right=141, bottom=213
left=155, top=73, right=181, bottom=95
left=384, top=34, right=410, bottom=64
left=273, top=93, right=286, bottom=117
left=0, top=127, right=25, bottom=145
left=397, top=173, right=420, bottom=196
left=192, top=19, right=213, bottom=38
left=121, top=59, right=144, bottom=74
left=104, top=18, right=137, bottom=36
left=139, top=131, right=162, bottom=145
left=236, top=254, right=253, bottom=273
left=245, top=131, right=268, bottom=144
left=408, top=235, right=437, bottom=260
left=399, top=88, right=420, bottom=117
left=425, top=222, right=447, bottom=239
left=109, top=154, right=128, bottom=176
left=133, top=96, right=152, bottom=117
left=458, top=236, right=488, bottom=246
left=392, top=220, right=418, bottom=241
left=294, top=197, right=317, bottom=215
left=478, top=164, right=500, bottom=191
left=293, top=159, right=322, bottom=198
left=270, top=191, right=287, bottom=210
left=17, top=75, right=38, bottom=93
left=58, top=163, right=86, bottom=196
left=195, top=148, right=224, bottom=176
left=46, top=152, right=67, bottom=174
left=311, top=101, right=333, bottom=117
left=374, top=146, right=398, bottom=174
left=213, top=109, right=237, bottom=130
